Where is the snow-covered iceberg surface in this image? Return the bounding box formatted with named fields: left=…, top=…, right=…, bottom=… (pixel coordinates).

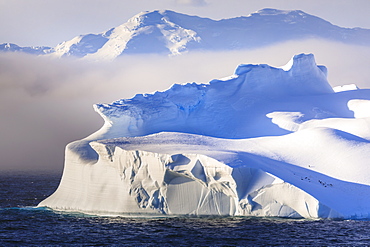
left=39, top=54, right=370, bottom=219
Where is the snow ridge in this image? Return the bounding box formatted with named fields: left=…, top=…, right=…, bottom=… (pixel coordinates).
left=94, top=53, right=333, bottom=139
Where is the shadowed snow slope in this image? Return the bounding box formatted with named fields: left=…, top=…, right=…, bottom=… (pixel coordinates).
left=39, top=54, right=370, bottom=219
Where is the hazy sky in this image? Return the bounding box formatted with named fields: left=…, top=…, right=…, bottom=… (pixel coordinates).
left=1, top=0, right=370, bottom=173
left=1, top=0, right=370, bottom=46
left=2, top=40, right=370, bottom=172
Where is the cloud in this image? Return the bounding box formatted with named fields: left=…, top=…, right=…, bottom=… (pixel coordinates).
left=0, top=39, right=369, bottom=173
left=174, top=0, right=208, bottom=6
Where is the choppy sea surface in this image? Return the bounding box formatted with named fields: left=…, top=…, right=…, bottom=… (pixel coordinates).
left=1, top=171, right=370, bottom=246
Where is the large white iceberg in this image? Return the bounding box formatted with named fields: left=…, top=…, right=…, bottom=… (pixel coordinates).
left=39, top=54, right=370, bottom=219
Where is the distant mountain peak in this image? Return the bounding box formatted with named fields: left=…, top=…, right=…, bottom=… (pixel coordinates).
left=254, top=8, right=306, bottom=16
left=2, top=8, right=370, bottom=60
left=0, top=42, right=53, bottom=55
left=127, top=10, right=164, bottom=27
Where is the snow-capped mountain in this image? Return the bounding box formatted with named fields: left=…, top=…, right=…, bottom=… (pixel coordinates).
left=39, top=54, right=370, bottom=219
left=0, top=43, right=53, bottom=55
left=2, top=9, right=370, bottom=60
left=51, top=8, right=370, bottom=60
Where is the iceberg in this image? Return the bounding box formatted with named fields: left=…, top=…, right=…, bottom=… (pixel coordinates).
left=39, top=54, right=370, bottom=219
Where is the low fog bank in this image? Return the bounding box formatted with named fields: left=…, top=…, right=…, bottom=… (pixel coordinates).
left=1, top=39, right=369, bottom=172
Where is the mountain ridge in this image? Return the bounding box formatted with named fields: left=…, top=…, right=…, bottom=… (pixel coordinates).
left=0, top=43, right=53, bottom=55
left=2, top=8, right=370, bottom=60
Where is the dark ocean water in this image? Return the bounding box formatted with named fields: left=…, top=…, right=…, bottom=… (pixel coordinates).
left=1, top=172, right=370, bottom=246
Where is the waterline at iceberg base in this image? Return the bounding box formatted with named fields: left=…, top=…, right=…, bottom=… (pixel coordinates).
left=39, top=54, right=370, bottom=219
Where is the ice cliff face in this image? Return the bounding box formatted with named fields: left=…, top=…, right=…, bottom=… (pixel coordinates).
left=39, top=54, right=370, bottom=219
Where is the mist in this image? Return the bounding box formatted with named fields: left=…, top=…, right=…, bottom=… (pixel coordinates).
left=1, top=39, right=370, bottom=173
